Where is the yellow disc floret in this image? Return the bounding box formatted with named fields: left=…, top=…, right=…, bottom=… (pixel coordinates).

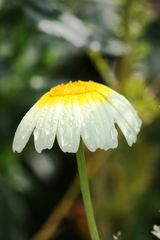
left=49, top=80, right=100, bottom=96
left=36, top=80, right=111, bottom=107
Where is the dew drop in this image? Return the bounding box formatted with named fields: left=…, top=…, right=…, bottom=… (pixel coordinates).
left=34, top=130, right=39, bottom=141
left=48, top=118, right=52, bottom=123
left=84, top=132, right=89, bottom=140
left=95, top=127, right=99, bottom=133
left=128, top=134, right=133, bottom=140
left=82, top=122, right=86, bottom=127
left=45, top=129, right=50, bottom=135
left=70, top=122, right=73, bottom=127
left=21, top=128, right=31, bottom=139
left=53, top=119, right=57, bottom=125
left=61, top=120, right=64, bottom=126
left=21, top=134, right=26, bottom=140
left=110, top=129, right=116, bottom=140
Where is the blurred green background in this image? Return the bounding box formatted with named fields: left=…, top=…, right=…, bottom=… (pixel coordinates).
left=0, top=0, right=160, bottom=239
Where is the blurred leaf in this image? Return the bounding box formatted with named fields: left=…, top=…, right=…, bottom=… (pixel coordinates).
left=23, top=1, right=127, bottom=55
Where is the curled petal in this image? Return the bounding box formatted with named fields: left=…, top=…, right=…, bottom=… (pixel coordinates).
left=13, top=105, right=39, bottom=152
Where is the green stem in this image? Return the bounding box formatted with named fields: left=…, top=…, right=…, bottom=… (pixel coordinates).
left=76, top=140, right=101, bottom=240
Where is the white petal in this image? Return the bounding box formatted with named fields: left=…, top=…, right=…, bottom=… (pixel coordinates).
left=33, top=103, right=61, bottom=153
left=107, top=92, right=142, bottom=146
left=98, top=101, right=118, bottom=150
left=80, top=105, right=97, bottom=152
left=89, top=103, right=106, bottom=150
left=79, top=94, right=107, bottom=152
left=57, top=98, right=80, bottom=153
left=86, top=94, right=118, bottom=151
left=13, top=105, right=39, bottom=153
left=110, top=92, right=142, bottom=131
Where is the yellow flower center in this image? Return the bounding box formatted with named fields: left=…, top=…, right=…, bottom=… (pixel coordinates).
left=49, top=80, right=101, bottom=96
left=36, top=80, right=111, bottom=107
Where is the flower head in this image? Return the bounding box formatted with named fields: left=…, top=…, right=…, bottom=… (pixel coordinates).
left=13, top=80, right=141, bottom=153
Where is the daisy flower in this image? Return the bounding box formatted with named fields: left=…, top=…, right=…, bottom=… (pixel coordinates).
left=13, top=80, right=142, bottom=240
left=13, top=80, right=141, bottom=153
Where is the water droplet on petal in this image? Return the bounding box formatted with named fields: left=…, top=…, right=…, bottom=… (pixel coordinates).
left=61, top=120, right=64, bottom=126
left=45, top=129, right=49, bottom=135
left=21, top=134, right=25, bottom=140
left=128, top=134, right=133, bottom=140
left=34, top=130, right=39, bottom=141
left=110, top=128, right=116, bottom=140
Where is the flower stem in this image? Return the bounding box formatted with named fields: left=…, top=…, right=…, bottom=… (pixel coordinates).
left=76, top=140, right=101, bottom=240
